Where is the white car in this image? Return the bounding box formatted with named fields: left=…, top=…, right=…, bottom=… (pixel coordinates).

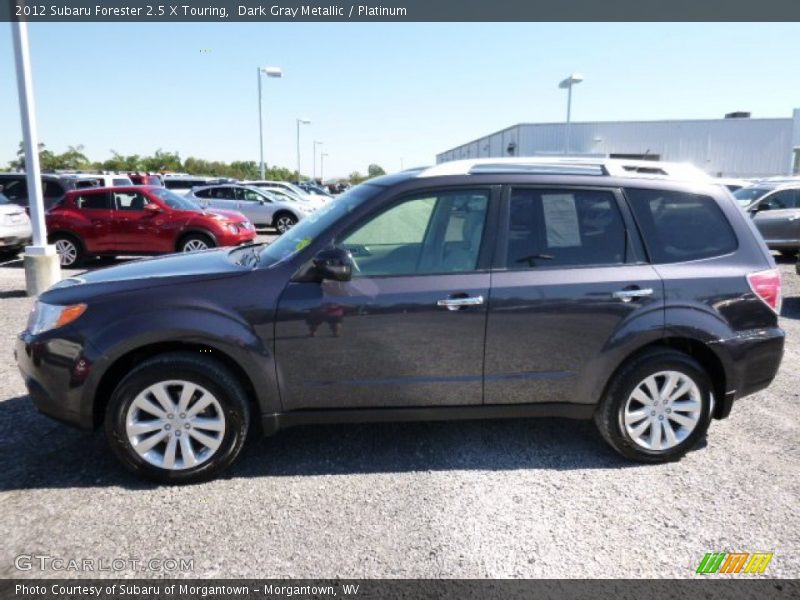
left=0, top=191, right=32, bottom=256
left=244, top=180, right=330, bottom=205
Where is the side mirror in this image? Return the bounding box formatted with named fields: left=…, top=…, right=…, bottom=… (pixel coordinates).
left=144, top=202, right=162, bottom=213
left=313, top=247, right=353, bottom=282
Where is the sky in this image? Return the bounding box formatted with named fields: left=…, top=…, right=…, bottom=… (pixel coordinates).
left=1, top=22, right=799, bottom=179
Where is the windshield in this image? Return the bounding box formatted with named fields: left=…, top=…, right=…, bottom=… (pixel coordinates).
left=151, top=187, right=201, bottom=211
left=733, top=186, right=771, bottom=206
left=259, top=184, right=379, bottom=266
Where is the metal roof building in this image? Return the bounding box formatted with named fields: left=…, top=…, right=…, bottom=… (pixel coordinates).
left=436, top=109, right=800, bottom=178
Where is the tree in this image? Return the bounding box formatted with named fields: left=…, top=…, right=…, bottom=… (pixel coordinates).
left=367, top=163, right=386, bottom=178
left=348, top=171, right=366, bottom=184
left=140, top=149, right=182, bottom=172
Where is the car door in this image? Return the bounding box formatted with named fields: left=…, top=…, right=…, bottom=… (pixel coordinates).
left=112, top=190, right=173, bottom=252
left=751, top=189, right=800, bottom=246
left=71, top=191, right=116, bottom=252
left=274, top=187, right=497, bottom=410
left=484, top=186, right=664, bottom=406
left=234, top=187, right=275, bottom=227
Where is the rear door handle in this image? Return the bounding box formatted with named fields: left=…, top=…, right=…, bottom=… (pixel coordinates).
left=437, top=295, right=484, bottom=311
left=612, top=288, right=654, bottom=302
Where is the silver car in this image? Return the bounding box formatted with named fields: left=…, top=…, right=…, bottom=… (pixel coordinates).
left=0, top=191, right=32, bottom=257
left=736, top=183, right=800, bottom=257
left=186, top=184, right=311, bottom=233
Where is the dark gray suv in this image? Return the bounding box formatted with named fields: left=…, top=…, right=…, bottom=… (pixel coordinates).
left=16, top=160, right=785, bottom=483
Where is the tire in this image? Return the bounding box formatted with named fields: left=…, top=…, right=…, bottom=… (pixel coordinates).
left=594, top=349, right=712, bottom=463
left=778, top=249, right=798, bottom=258
left=178, top=233, right=214, bottom=253
left=51, top=234, right=84, bottom=267
left=104, top=352, right=250, bottom=484
left=0, top=247, right=22, bottom=259
left=273, top=212, right=298, bottom=234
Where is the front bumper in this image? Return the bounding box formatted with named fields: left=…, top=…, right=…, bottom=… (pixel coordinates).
left=217, top=227, right=257, bottom=247
left=15, top=332, right=97, bottom=430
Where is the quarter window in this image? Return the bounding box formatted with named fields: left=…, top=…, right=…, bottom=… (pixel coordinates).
left=341, top=190, right=489, bottom=277
left=504, top=188, right=627, bottom=268
left=626, top=188, right=737, bottom=263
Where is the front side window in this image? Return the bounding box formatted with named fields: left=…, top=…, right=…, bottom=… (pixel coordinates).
left=760, top=189, right=799, bottom=210
left=626, top=188, right=737, bottom=263
left=341, top=190, right=489, bottom=277
left=504, top=188, right=626, bottom=268
left=114, top=191, right=148, bottom=211
left=74, top=192, right=112, bottom=210
left=241, top=188, right=267, bottom=202
left=193, top=188, right=211, bottom=198
left=43, top=181, right=65, bottom=197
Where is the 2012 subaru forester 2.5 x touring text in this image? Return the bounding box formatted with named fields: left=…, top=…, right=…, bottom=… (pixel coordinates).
left=16, top=158, right=785, bottom=483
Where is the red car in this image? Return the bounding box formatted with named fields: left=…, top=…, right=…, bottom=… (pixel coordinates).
left=128, top=172, right=163, bottom=186
left=46, top=186, right=256, bottom=267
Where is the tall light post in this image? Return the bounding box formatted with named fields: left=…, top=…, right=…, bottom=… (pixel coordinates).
left=12, top=20, right=61, bottom=295
left=320, top=152, right=329, bottom=182
left=312, top=140, right=323, bottom=181
left=257, top=66, right=282, bottom=180
left=296, top=118, right=311, bottom=181
left=558, top=73, right=584, bottom=155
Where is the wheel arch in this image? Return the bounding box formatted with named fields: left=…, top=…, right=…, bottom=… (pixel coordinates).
left=597, top=337, right=729, bottom=420
left=175, top=229, right=218, bottom=251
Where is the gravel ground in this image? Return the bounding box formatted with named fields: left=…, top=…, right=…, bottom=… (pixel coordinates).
left=0, top=252, right=797, bottom=579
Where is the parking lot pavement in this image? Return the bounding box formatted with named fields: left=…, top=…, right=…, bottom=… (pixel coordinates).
left=0, top=253, right=797, bottom=579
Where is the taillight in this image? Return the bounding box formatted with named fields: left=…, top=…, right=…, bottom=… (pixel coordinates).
left=747, top=268, right=782, bottom=313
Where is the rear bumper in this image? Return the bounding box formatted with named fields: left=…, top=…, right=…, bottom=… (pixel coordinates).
left=711, top=326, right=785, bottom=418
left=0, top=223, right=32, bottom=249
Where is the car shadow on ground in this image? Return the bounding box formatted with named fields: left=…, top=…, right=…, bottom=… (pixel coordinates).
left=0, top=394, right=639, bottom=491
left=782, top=297, right=800, bottom=320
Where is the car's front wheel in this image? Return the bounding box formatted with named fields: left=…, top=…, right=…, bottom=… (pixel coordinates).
left=105, top=352, right=250, bottom=484
left=594, top=349, right=712, bottom=463
left=178, top=233, right=215, bottom=253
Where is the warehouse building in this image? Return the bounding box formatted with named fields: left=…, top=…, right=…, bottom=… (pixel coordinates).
left=437, top=109, right=800, bottom=178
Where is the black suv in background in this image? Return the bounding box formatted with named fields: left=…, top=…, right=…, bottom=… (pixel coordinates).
left=16, top=159, right=784, bottom=483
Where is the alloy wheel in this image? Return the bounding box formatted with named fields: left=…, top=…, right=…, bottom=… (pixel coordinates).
left=182, top=239, right=209, bottom=252
left=125, top=380, right=226, bottom=470
left=54, top=239, right=78, bottom=266
left=276, top=216, right=295, bottom=233
left=622, top=370, right=702, bottom=451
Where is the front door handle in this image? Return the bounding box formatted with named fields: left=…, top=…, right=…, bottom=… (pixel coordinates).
left=437, top=295, right=484, bottom=311
left=612, top=288, right=654, bottom=303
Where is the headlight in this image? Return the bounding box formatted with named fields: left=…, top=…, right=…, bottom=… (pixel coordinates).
left=27, top=302, right=87, bottom=335
left=226, top=224, right=239, bottom=234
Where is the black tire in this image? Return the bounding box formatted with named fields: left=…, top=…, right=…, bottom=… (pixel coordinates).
left=273, top=212, right=298, bottom=234
left=50, top=233, right=84, bottom=267
left=178, top=233, right=215, bottom=253
left=594, top=349, right=712, bottom=463
left=104, top=352, right=250, bottom=484
left=778, top=249, right=798, bottom=258
left=0, top=247, right=22, bottom=259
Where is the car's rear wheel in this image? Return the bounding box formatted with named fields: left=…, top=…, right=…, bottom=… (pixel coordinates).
left=273, top=212, right=297, bottom=234
left=594, top=349, right=712, bottom=463
left=51, top=234, right=83, bottom=267
left=179, top=233, right=214, bottom=253
left=104, top=352, right=250, bottom=484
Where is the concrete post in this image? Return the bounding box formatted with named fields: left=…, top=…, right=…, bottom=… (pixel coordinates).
left=12, top=20, right=61, bottom=296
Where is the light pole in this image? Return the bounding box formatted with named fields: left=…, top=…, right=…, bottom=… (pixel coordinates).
left=12, top=20, right=61, bottom=295
left=257, top=66, right=282, bottom=180
left=312, top=140, right=323, bottom=181
left=320, top=152, right=329, bottom=182
left=296, top=118, right=311, bottom=181
left=558, top=73, right=584, bottom=155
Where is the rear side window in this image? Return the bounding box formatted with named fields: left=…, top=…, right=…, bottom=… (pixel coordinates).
left=504, top=188, right=627, bottom=268
left=74, top=192, right=112, bottom=210
left=625, top=188, right=737, bottom=263
left=2, top=178, right=27, bottom=201
left=43, top=181, right=65, bottom=197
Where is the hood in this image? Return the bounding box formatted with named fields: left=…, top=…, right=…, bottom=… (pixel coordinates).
left=41, top=249, right=247, bottom=304
left=205, top=208, right=248, bottom=222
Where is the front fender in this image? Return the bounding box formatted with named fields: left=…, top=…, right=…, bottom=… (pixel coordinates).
left=79, top=305, right=280, bottom=423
